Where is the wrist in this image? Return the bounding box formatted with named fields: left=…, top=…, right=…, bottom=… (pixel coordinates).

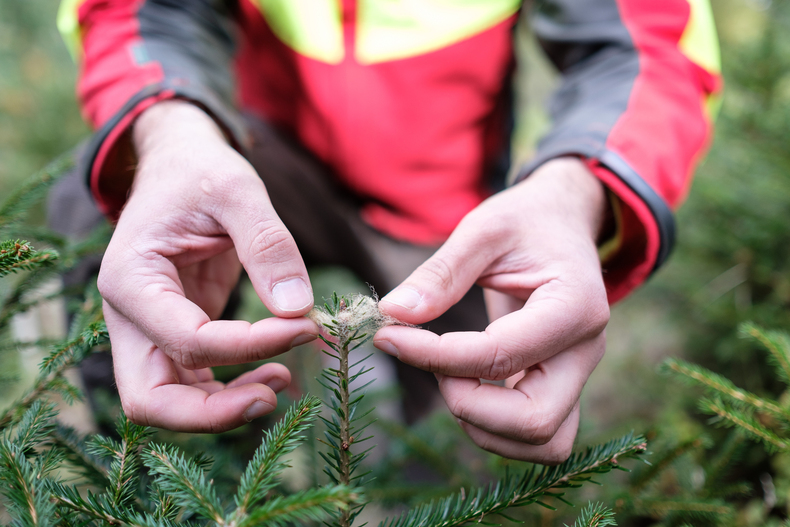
left=517, top=157, right=607, bottom=243
left=128, top=100, right=238, bottom=197
left=133, top=100, right=227, bottom=160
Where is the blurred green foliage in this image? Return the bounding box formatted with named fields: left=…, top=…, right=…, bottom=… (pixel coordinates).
left=655, top=0, right=790, bottom=375
left=576, top=1, right=790, bottom=524
left=0, top=0, right=88, bottom=198
left=1, top=0, right=790, bottom=525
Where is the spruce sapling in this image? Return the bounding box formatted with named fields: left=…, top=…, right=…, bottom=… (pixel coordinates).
left=307, top=292, right=649, bottom=527
left=309, top=292, right=401, bottom=527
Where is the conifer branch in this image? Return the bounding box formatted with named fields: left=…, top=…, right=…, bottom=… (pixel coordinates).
left=0, top=154, right=73, bottom=233
left=51, top=486, right=181, bottom=527
left=380, top=433, right=647, bottom=527
left=50, top=415, right=171, bottom=526
left=52, top=423, right=110, bottom=487
left=0, top=403, right=63, bottom=527
left=631, top=437, right=708, bottom=494
left=105, top=415, right=153, bottom=509
left=7, top=228, right=66, bottom=251
left=142, top=443, right=226, bottom=524
left=0, top=240, right=58, bottom=278
left=0, top=266, right=59, bottom=328
left=13, top=400, right=58, bottom=451
left=741, top=322, right=790, bottom=387
left=0, top=317, right=107, bottom=430
left=0, top=240, right=60, bottom=343
left=700, top=397, right=790, bottom=451
left=633, top=497, right=733, bottom=519
left=0, top=338, right=61, bottom=354
left=235, top=485, right=362, bottom=527
left=231, top=395, right=323, bottom=520
left=0, top=294, right=56, bottom=329
left=704, top=432, right=746, bottom=491
left=0, top=441, right=57, bottom=527
left=662, top=358, right=790, bottom=422
left=145, top=486, right=183, bottom=526
left=49, top=484, right=131, bottom=525
left=0, top=205, right=107, bottom=331
left=0, top=228, right=109, bottom=329
left=566, top=502, right=617, bottom=527
left=310, top=292, right=399, bottom=527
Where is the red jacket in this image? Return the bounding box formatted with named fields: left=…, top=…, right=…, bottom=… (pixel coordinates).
left=59, top=0, right=722, bottom=303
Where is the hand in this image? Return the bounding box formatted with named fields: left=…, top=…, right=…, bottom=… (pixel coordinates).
left=374, top=158, right=609, bottom=463
left=98, top=101, right=318, bottom=433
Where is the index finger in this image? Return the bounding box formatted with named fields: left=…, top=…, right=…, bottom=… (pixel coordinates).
left=100, top=249, right=317, bottom=370
left=374, top=278, right=608, bottom=379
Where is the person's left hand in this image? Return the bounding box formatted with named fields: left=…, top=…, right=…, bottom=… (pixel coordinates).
left=374, top=157, right=610, bottom=463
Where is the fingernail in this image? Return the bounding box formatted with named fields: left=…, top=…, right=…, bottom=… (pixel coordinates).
left=272, top=278, right=312, bottom=312
left=290, top=332, right=317, bottom=348
left=381, top=287, right=422, bottom=310
left=374, top=339, right=399, bottom=358
left=266, top=377, right=289, bottom=393
left=244, top=400, right=274, bottom=422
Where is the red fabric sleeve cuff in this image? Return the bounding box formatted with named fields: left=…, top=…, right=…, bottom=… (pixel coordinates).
left=584, top=157, right=662, bottom=304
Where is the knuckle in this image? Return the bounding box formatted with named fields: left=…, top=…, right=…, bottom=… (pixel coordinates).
left=590, top=332, right=607, bottom=363
left=248, top=220, right=295, bottom=265
left=199, top=169, right=263, bottom=219
left=471, top=211, right=516, bottom=241
left=97, top=260, right=127, bottom=304
left=420, top=256, right=455, bottom=291
left=542, top=439, right=574, bottom=466
left=517, top=411, right=557, bottom=446
left=176, top=351, right=200, bottom=371
left=120, top=397, right=147, bottom=426
left=96, top=268, right=113, bottom=301
left=571, top=288, right=610, bottom=341
left=447, top=395, right=473, bottom=423
left=200, top=170, right=254, bottom=200
left=206, top=414, right=227, bottom=434
left=420, top=353, right=438, bottom=373
left=485, top=345, right=515, bottom=381
left=473, top=433, right=499, bottom=455
left=164, top=338, right=200, bottom=371
left=589, top=300, right=610, bottom=334
left=461, top=203, right=520, bottom=246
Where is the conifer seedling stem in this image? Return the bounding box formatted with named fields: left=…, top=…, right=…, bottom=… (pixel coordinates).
left=311, top=293, right=389, bottom=527
left=338, top=326, right=353, bottom=527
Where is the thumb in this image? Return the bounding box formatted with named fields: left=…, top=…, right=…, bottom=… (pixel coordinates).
left=219, top=179, right=313, bottom=318
left=379, top=225, right=495, bottom=324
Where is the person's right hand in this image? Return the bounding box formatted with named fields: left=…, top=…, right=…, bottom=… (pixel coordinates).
left=98, top=101, right=317, bottom=433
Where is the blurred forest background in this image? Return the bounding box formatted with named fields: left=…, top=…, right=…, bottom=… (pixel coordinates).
left=1, top=0, right=789, bottom=525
